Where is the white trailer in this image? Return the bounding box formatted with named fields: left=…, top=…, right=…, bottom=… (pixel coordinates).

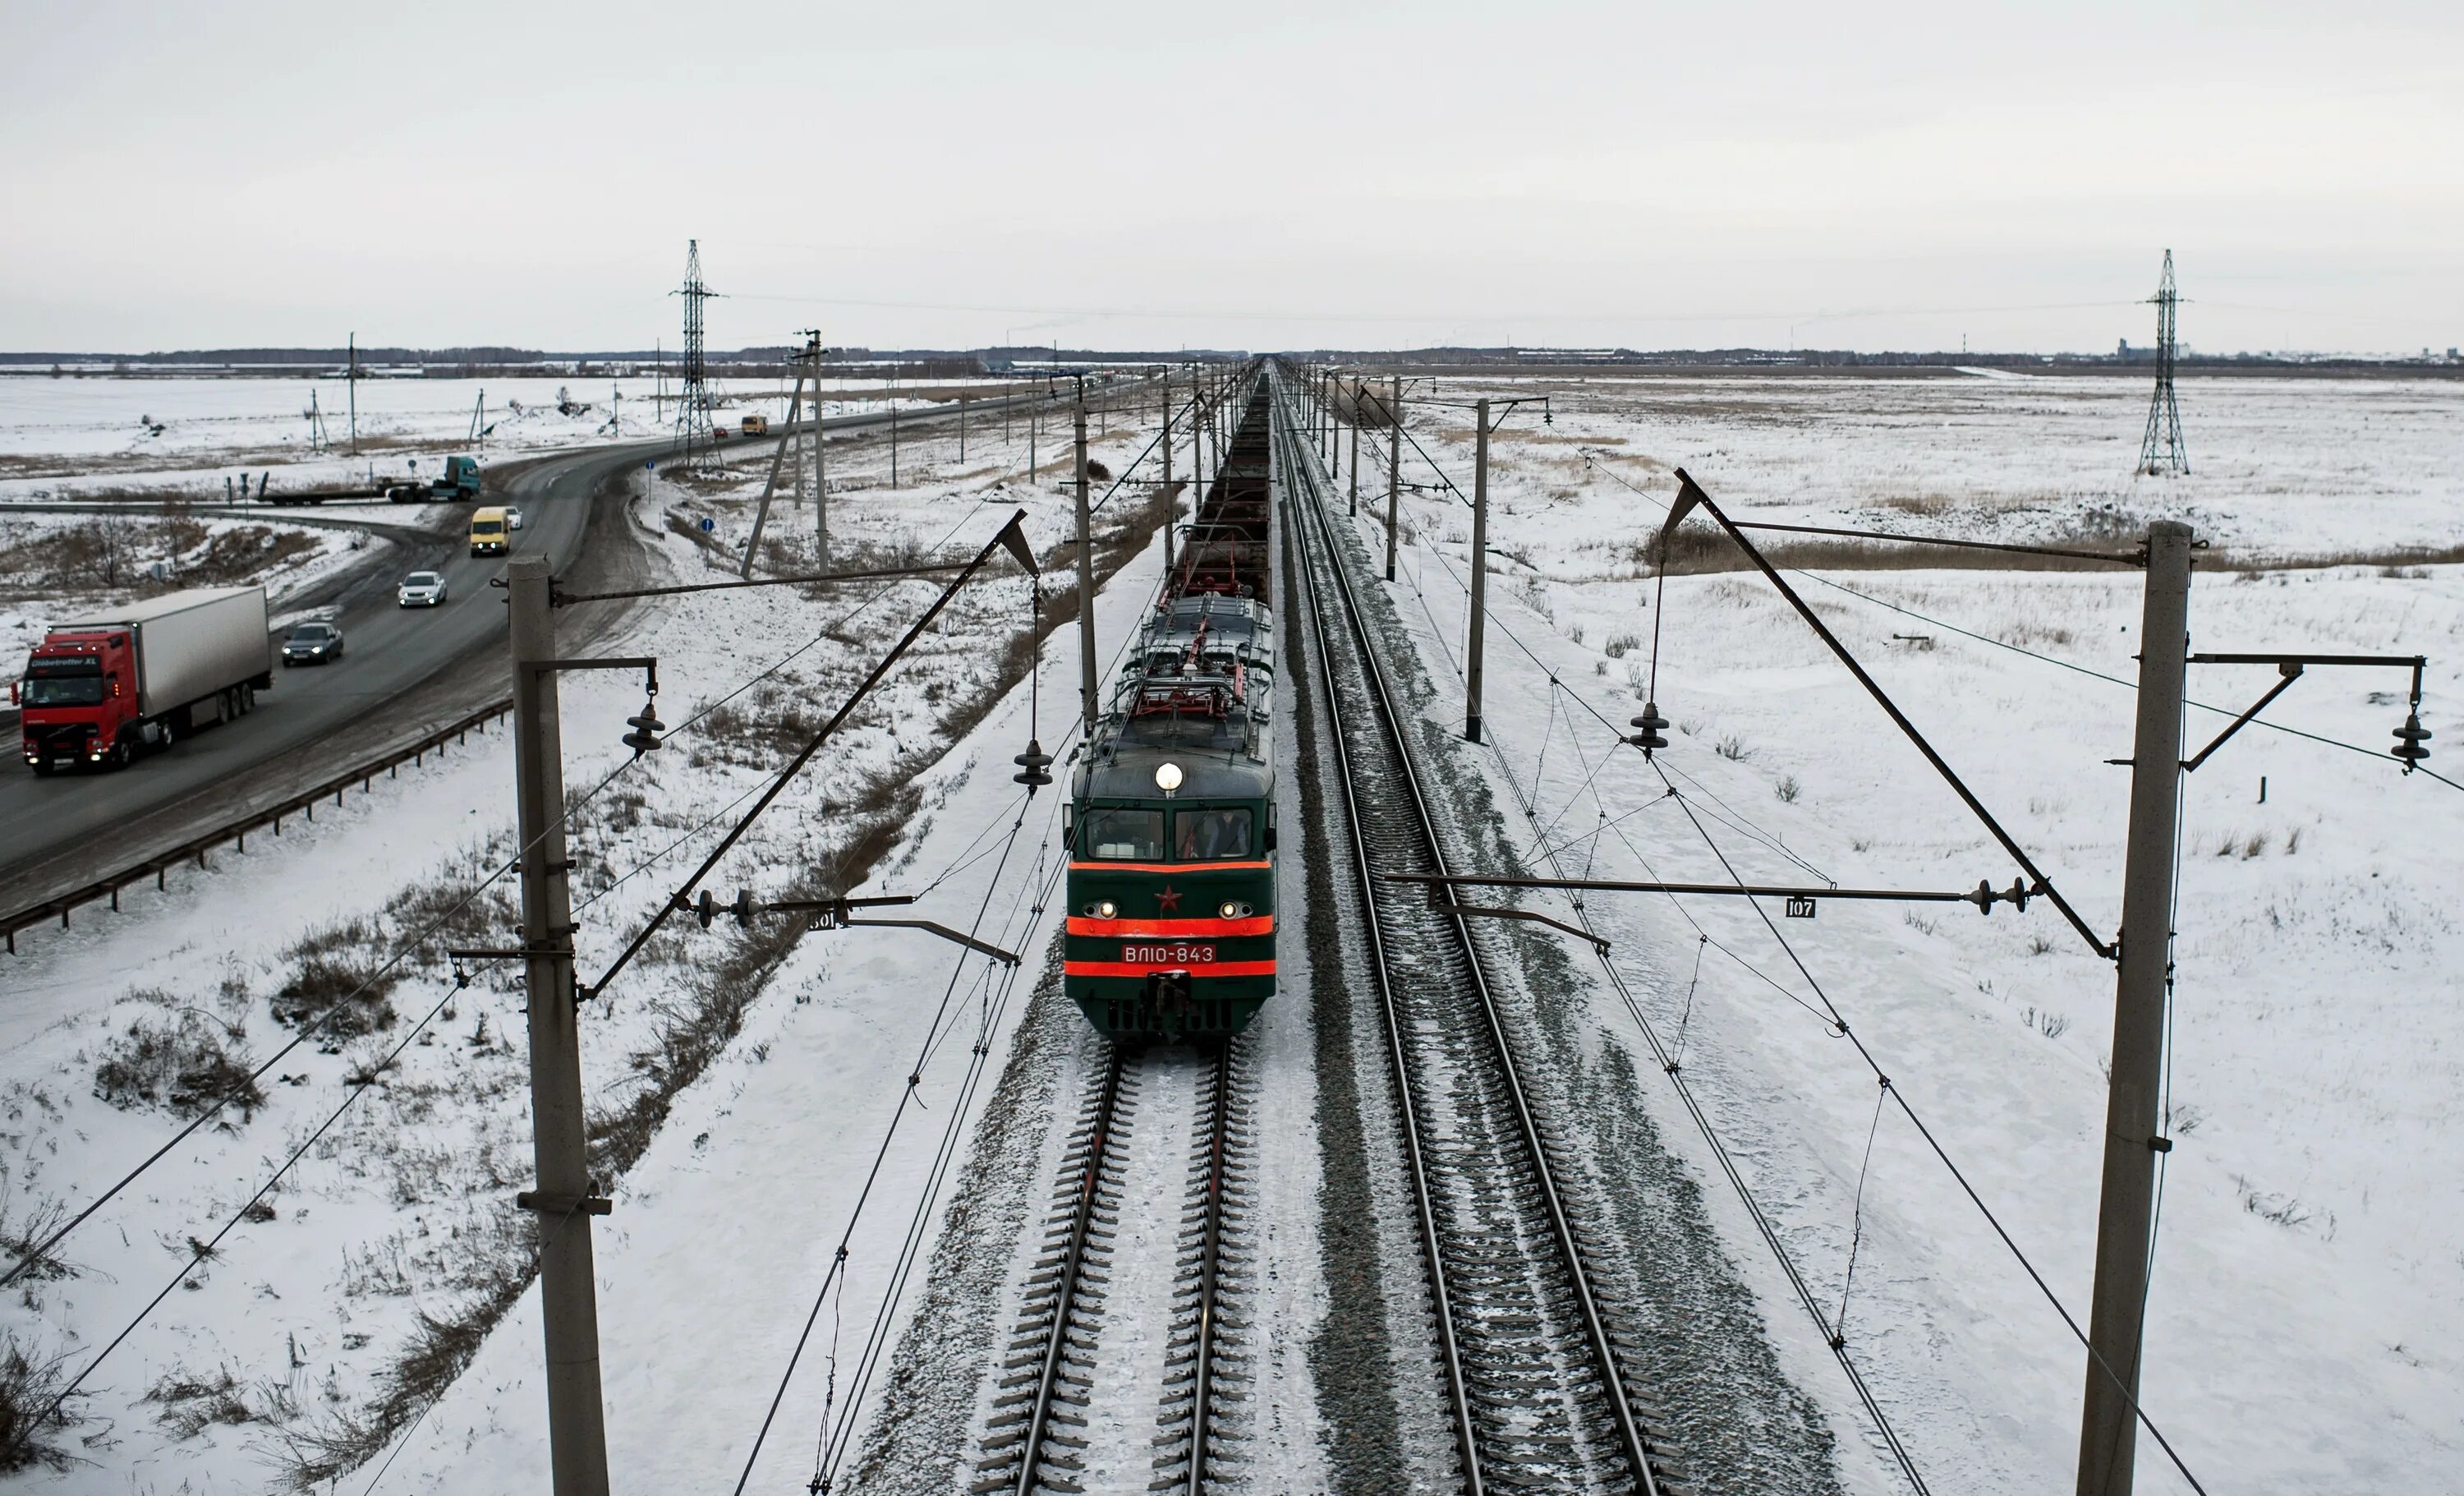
left=50, top=587, right=274, bottom=736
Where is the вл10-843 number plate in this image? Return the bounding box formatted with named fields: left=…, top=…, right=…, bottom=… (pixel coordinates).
left=1122, top=942, right=1216, bottom=965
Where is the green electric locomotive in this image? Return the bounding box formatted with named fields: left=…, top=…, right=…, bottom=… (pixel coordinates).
left=1064, top=387, right=1278, bottom=1040
left=1064, top=596, right=1278, bottom=1038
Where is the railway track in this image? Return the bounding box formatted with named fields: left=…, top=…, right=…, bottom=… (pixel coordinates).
left=1277, top=366, right=1685, bottom=1495
left=974, top=1040, right=1253, bottom=1495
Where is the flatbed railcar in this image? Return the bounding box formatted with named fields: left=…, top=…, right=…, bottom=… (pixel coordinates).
left=1065, top=382, right=1280, bottom=1040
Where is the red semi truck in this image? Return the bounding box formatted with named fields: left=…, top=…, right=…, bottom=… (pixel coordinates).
left=14, top=587, right=275, bottom=774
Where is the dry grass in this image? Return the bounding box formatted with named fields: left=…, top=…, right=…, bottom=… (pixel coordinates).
left=92, top=1011, right=264, bottom=1121
left=0, top=1182, right=75, bottom=1285
left=0, top=513, right=322, bottom=596
left=0, top=1333, right=77, bottom=1474
left=268, top=920, right=400, bottom=1042
left=1642, top=515, right=2146, bottom=577
left=268, top=1233, right=532, bottom=1491
left=144, top=1365, right=255, bottom=1439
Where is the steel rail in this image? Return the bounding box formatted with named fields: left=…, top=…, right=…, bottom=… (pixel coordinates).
left=1011, top=1045, right=1127, bottom=1496
left=1282, top=392, right=1483, bottom=1494
left=1278, top=366, right=1657, bottom=1494
left=1184, top=1042, right=1233, bottom=1496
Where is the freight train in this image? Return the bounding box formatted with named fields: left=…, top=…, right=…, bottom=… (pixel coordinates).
left=1064, top=383, right=1278, bottom=1040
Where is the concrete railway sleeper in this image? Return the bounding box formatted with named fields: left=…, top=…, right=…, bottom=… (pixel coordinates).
left=975, top=1038, right=1253, bottom=1495
left=1277, top=365, right=1687, bottom=1495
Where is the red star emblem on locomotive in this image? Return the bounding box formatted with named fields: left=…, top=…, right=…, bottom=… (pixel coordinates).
left=1156, top=885, right=1181, bottom=913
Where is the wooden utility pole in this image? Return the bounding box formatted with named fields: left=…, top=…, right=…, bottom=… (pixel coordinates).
left=347, top=332, right=358, bottom=458
left=2076, top=520, right=2195, bottom=1496
left=889, top=398, right=899, bottom=488
left=1073, top=381, right=1097, bottom=733
left=1465, top=397, right=1492, bottom=743
left=958, top=394, right=968, bottom=462
left=506, top=557, right=612, bottom=1496
left=1384, top=376, right=1402, bottom=582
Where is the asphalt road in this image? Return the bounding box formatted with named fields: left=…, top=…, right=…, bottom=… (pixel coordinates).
left=0, top=388, right=1111, bottom=911
left=0, top=435, right=655, bottom=905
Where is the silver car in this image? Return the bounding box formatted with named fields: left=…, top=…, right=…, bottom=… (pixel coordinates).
left=397, top=570, right=448, bottom=607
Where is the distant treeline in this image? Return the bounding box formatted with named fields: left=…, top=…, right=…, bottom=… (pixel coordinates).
left=0, top=344, right=1254, bottom=377
left=3, top=344, right=2453, bottom=375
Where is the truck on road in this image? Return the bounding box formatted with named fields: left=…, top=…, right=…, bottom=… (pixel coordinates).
left=13, top=587, right=274, bottom=773
left=386, top=455, right=484, bottom=504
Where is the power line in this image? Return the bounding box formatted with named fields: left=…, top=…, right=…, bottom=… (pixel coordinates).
left=1, top=754, right=641, bottom=1291
left=726, top=810, right=1050, bottom=1495
left=1327, top=422, right=2214, bottom=1492
left=35, top=959, right=508, bottom=1430
left=1791, top=569, right=2461, bottom=795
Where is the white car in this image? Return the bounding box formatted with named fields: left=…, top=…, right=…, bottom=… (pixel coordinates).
left=397, top=570, right=448, bottom=607
left=505, top=505, right=526, bottom=531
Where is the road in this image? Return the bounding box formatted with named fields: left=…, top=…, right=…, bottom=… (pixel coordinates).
left=0, top=389, right=1124, bottom=914
left=0, top=437, right=653, bottom=909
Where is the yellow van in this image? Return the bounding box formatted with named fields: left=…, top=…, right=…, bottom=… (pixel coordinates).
left=469, top=506, right=511, bottom=557
left=741, top=413, right=771, bottom=437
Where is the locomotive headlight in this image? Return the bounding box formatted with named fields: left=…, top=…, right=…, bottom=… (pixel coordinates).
left=1219, top=900, right=1253, bottom=920
left=1154, top=762, right=1184, bottom=796
left=1087, top=900, right=1119, bottom=920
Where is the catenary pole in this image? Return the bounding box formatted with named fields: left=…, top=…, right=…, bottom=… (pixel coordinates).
left=1384, top=376, right=1402, bottom=581
left=1465, top=397, right=1492, bottom=743
left=507, top=556, right=613, bottom=1496
left=793, top=366, right=807, bottom=515
left=2076, top=519, right=2194, bottom=1496
left=1347, top=380, right=1360, bottom=516
left=809, top=337, right=830, bottom=568
left=1074, top=380, right=1097, bottom=734
left=1161, top=366, right=1176, bottom=587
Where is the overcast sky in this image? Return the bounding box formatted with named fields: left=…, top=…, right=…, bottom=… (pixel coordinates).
left=3, top=0, right=2458, bottom=355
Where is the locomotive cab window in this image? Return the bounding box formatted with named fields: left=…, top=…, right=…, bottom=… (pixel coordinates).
left=1174, top=807, right=1253, bottom=861
left=1083, top=807, right=1166, bottom=861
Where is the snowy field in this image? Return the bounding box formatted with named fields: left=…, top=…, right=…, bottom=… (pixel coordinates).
left=2, top=366, right=2457, bottom=1494
left=0, top=389, right=1191, bottom=1489
left=0, top=510, right=380, bottom=665
left=0, top=372, right=1036, bottom=504
left=1329, top=369, right=2464, bottom=1492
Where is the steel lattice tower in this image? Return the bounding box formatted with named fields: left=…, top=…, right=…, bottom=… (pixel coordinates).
left=2137, top=249, right=2188, bottom=476
left=672, top=240, right=722, bottom=474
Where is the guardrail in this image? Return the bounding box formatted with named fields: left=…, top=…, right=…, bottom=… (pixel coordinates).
left=2, top=698, right=513, bottom=955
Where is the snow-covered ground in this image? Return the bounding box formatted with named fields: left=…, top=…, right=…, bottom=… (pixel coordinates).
left=1396, top=370, right=2464, bottom=564
left=0, top=510, right=379, bottom=665
left=0, top=373, right=1042, bottom=504
left=7, top=366, right=2454, bottom=1493
left=0, top=389, right=1196, bottom=1489
left=1331, top=371, right=2464, bottom=1492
